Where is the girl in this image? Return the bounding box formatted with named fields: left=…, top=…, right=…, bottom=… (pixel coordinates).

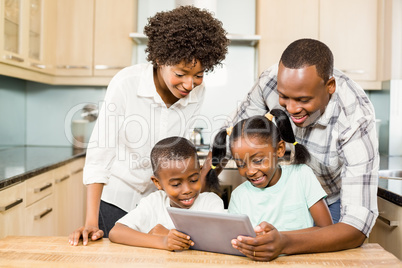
left=210, top=109, right=332, bottom=231
left=69, top=6, right=229, bottom=246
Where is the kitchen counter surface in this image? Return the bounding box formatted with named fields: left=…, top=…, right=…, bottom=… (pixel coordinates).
left=0, top=146, right=85, bottom=189
left=0, top=236, right=401, bottom=267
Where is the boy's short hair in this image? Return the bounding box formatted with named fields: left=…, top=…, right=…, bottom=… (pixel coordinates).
left=280, top=38, right=334, bottom=83
left=151, top=136, right=199, bottom=176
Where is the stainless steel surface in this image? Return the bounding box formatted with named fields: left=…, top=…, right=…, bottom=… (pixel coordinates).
left=379, top=169, right=402, bottom=180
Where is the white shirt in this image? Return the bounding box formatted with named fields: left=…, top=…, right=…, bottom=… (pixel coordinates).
left=83, top=63, right=205, bottom=212
left=117, top=191, right=225, bottom=233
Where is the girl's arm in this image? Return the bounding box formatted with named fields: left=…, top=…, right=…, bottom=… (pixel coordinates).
left=309, top=199, right=333, bottom=227
left=109, top=223, right=194, bottom=251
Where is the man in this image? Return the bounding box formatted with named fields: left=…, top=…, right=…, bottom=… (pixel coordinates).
left=206, top=38, right=379, bottom=261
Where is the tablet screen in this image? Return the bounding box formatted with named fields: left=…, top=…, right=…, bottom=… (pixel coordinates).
left=167, top=207, right=255, bottom=256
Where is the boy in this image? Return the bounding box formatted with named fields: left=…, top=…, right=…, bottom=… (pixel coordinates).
left=109, top=136, right=224, bottom=251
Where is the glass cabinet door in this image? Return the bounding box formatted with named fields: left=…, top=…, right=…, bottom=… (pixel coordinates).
left=29, top=0, right=41, bottom=60
left=4, top=0, right=22, bottom=55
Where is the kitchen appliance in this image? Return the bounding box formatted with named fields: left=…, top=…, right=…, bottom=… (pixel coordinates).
left=190, top=128, right=204, bottom=146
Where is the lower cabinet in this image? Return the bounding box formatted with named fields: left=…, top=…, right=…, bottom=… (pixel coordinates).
left=369, top=197, right=402, bottom=260
left=0, top=183, right=25, bottom=238
left=0, top=156, right=86, bottom=239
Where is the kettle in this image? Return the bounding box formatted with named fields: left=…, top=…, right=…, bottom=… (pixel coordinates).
left=190, top=128, right=203, bottom=146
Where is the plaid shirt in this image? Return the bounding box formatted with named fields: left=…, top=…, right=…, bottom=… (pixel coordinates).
left=230, top=64, right=379, bottom=236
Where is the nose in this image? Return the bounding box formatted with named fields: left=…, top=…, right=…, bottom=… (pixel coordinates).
left=246, top=166, right=258, bottom=178
left=285, top=99, right=302, bottom=114
left=182, top=182, right=192, bottom=195
left=182, top=77, right=194, bottom=91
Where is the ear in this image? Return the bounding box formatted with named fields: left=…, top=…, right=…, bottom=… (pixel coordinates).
left=276, top=140, right=286, bottom=158
left=151, top=175, right=163, bottom=190
left=326, top=77, right=336, bottom=95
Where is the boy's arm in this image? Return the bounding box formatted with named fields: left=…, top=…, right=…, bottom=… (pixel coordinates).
left=109, top=223, right=194, bottom=251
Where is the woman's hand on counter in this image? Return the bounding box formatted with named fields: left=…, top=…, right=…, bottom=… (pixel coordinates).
left=68, top=225, right=104, bottom=246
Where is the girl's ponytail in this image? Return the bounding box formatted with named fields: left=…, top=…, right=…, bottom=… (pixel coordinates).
left=269, top=109, right=310, bottom=165
left=205, top=128, right=228, bottom=193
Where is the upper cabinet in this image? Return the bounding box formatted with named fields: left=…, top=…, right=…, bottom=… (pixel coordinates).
left=0, top=0, right=49, bottom=73
left=257, top=0, right=389, bottom=90
left=0, top=0, right=137, bottom=86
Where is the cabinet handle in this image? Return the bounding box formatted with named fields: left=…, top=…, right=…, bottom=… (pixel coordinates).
left=340, top=69, right=365, bottom=74
left=34, top=208, right=53, bottom=220
left=0, top=198, right=23, bottom=212
left=55, top=175, right=70, bottom=184
left=4, top=54, right=24, bottom=62
left=34, top=183, right=52, bottom=193
left=31, top=63, right=46, bottom=69
left=72, top=168, right=83, bottom=175
left=56, top=65, right=90, bottom=70
left=378, top=215, right=398, bottom=227
left=95, top=65, right=127, bottom=70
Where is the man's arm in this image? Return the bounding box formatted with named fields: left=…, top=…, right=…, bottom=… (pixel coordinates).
left=232, top=221, right=365, bottom=261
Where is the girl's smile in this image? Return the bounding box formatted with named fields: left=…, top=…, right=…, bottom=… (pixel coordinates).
left=231, top=137, right=285, bottom=188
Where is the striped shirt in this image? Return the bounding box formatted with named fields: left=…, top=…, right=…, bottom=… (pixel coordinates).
left=230, top=64, right=379, bottom=236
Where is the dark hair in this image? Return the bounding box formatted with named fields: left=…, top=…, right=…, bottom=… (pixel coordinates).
left=151, top=136, right=221, bottom=193
left=143, top=5, right=229, bottom=72
left=211, top=109, right=310, bottom=168
left=280, top=38, right=334, bottom=83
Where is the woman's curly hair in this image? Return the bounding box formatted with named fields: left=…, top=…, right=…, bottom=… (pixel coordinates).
left=143, top=5, right=229, bottom=73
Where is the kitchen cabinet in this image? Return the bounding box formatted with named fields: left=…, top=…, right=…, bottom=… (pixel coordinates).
left=0, top=156, right=86, bottom=239
left=256, top=0, right=384, bottom=89
left=369, top=197, right=402, bottom=260
left=0, top=182, right=25, bottom=239
left=24, top=169, right=55, bottom=236
left=0, top=0, right=55, bottom=74
left=54, top=157, right=86, bottom=235
left=52, top=0, right=137, bottom=85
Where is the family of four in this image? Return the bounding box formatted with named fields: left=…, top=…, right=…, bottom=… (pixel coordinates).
left=68, top=6, right=379, bottom=262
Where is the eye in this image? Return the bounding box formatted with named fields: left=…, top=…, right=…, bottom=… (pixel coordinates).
left=174, top=72, right=184, bottom=77
left=171, top=183, right=181, bottom=187
left=253, top=158, right=263, bottom=164
left=195, top=74, right=204, bottom=79
left=190, top=178, right=199, bottom=183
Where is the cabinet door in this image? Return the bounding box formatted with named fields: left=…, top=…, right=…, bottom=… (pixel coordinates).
left=319, top=0, right=378, bottom=82
left=369, top=197, right=402, bottom=260
left=69, top=158, right=86, bottom=228
left=53, top=165, right=73, bottom=235
left=93, top=0, right=136, bottom=77
left=0, top=182, right=25, bottom=239
left=25, top=194, right=55, bottom=236
left=54, top=0, right=94, bottom=76
left=256, top=0, right=319, bottom=74
left=1, top=0, right=26, bottom=67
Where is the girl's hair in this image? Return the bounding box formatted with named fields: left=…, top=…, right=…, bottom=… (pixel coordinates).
left=143, top=5, right=229, bottom=73
left=210, top=109, right=310, bottom=172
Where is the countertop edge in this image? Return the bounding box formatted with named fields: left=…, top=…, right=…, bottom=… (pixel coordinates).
left=377, top=187, right=402, bottom=206
left=0, top=152, right=86, bottom=190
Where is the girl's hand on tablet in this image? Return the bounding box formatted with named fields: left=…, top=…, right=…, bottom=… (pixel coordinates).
left=164, top=229, right=194, bottom=251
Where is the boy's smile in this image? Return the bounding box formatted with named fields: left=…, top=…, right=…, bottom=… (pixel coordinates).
left=151, top=157, right=201, bottom=209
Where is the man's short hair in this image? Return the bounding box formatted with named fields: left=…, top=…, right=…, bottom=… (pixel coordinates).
left=150, top=136, right=198, bottom=176
left=280, top=38, right=334, bottom=83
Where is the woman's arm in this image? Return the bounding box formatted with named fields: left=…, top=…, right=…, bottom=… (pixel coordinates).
left=109, top=223, right=194, bottom=251
left=69, top=183, right=104, bottom=246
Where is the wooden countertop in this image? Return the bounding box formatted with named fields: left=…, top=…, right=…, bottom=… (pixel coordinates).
left=0, top=236, right=401, bottom=267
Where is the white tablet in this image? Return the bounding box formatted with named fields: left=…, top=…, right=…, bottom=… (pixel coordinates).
left=167, top=207, right=255, bottom=256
